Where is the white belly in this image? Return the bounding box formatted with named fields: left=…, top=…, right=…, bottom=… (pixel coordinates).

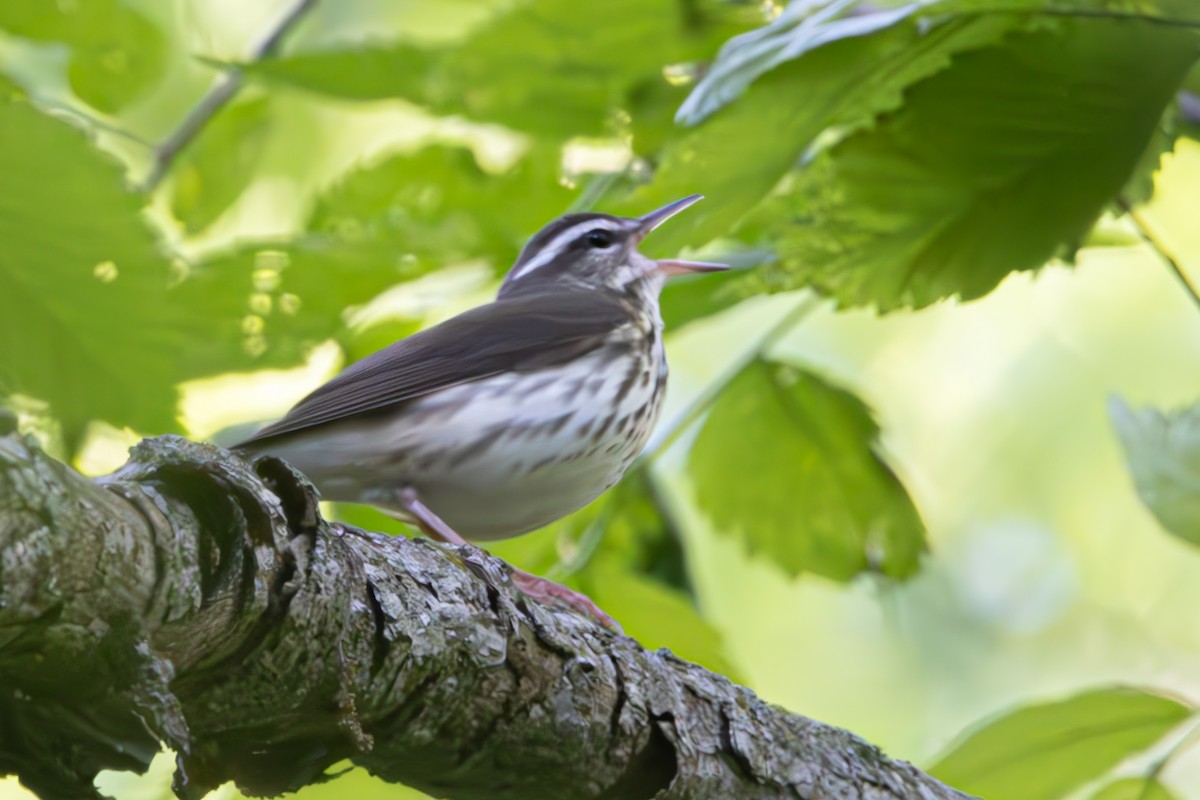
left=263, top=343, right=666, bottom=540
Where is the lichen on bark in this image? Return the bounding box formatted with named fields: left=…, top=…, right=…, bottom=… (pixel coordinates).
left=0, top=424, right=970, bottom=800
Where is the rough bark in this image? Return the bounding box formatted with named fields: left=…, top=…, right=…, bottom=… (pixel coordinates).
left=0, top=420, right=971, bottom=800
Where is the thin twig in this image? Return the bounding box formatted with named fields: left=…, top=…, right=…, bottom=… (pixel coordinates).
left=1117, top=196, right=1200, bottom=315
left=138, top=0, right=318, bottom=192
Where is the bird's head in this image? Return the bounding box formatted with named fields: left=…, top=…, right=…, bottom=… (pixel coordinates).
left=498, top=194, right=726, bottom=298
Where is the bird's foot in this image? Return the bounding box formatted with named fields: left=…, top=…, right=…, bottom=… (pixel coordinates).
left=511, top=569, right=621, bottom=632
left=394, top=486, right=621, bottom=631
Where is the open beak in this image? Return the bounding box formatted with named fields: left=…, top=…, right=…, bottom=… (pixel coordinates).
left=635, top=195, right=729, bottom=277
left=656, top=259, right=729, bottom=276
left=637, top=193, right=706, bottom=236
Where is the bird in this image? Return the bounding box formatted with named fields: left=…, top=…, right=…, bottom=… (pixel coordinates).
left=235, top=194, right=725, bottom=626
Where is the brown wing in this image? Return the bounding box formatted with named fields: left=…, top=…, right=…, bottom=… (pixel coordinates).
left=236, top=288, right=630, bottom=446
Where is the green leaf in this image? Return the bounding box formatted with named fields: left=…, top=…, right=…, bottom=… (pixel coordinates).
left=243, top=45, right=434, bottom=102
left=488, top=470, right=693, bottom=593
left=174, top=240, right=428, bottom=378
left=0, top=0, right=166, bottom=114
left=0, top=83, right=188, bottom=440
left=308, top=143, right=571, bottom=271
left=677, top=0, right=920, bottom=125
left=687, top=359, right=925, bottom=580
left=678, top=0, right=1200, bottom=124
left=1090, top=777, right=1179, bottom=800
left=341, top=317, right=423, bottom=366
left=1108, top=397, right=1200, bottom=546
left=742, top=18, right=1198, bottom=309
left=232, top=763, right=433, bottom=799
left=607, top=12, right=1018, bottom=258
left=245, top=0, right=743, bottom=138
left=169, top=96, right=274, bottom=234
left=929, top=687, right=1192, bottom=800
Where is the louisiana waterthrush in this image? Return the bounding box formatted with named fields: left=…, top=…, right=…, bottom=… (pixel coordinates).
left=236, top=194, right=725, bottom=626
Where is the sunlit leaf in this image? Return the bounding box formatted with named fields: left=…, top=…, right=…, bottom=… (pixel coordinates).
left=0, top=0, right=166, bottom=114
left=169, top=96, right=274, bottom=233
left=0, top=83, right=188, bottom=441
left=688, top=359, right=925, bottom=580
left=678, top=0, right=1200, bottom=124
left=232, top=762, right=432, bottom=800
left=929, top=687, right=1191, bottom=800
left=244, top=0, right=744, bottom=137
left=341, top=317, right=423, bottom=366
left=174, top=240, right=428, bottom=378
left=609, top=13, right=1017, bottom=259
left=677, top=0, right=919, bottom=125
left=1109, top=396, right=1200, bottom=546
left=1089, top=777, right=1179, bottom=800
left=740, top=18, right=1198, bottom=309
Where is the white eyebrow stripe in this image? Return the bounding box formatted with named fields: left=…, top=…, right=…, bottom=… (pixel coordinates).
left=509, top=219, right=626, bottom=281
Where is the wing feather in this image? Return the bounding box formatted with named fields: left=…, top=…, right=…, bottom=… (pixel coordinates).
left=237, top=288, right=630, bottom=446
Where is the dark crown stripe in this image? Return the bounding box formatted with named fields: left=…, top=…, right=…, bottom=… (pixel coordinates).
left=509, top=214, right=627, bottom=281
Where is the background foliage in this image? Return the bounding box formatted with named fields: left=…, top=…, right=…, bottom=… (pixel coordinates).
left=2, top=0, right=1200, bottom=797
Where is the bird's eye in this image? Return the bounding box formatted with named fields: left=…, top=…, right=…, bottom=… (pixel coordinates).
left=584, top=229, right=615, bottom=249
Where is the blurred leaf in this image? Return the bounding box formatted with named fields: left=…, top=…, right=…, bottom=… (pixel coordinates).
left=589, top=470, right=691, bottom=592
left=742, top=18, right=1198, bottom=310
left=688, top=359, right=925, bottom=580
left=929, top=687, right=1191, bottom=800
left=0, top=0, right=166, bottom=113
left=1089, top=777, right=1179, bottom=800
left=330, top=503, right=411, bottom=538
left=309, top=143, right=571, bottom=271
left=341, top=317, right=423, bottom=365
left=245, top=0, right=743, bottom=138
left=1109, top=396, right=1200, bottom=546
left=1185, top=61, right=1200, bottom=96
left=660, top=246, right=777, bottom=330
left=169, top=96, right=274, bottom=233
left=233, top=763, right=432, bottom=800
left=0, top=83, right=191, bottom=441
left=489, top=470, right=691, bottom=591
left=1121, top=117, right=1179, bottom=208
left=241, top=46, right=433, bottom=101
left=174, top=240, right=429, bottom=377
left=678, top=0, right=1200, bottom=125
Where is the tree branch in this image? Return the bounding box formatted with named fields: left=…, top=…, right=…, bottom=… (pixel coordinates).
left=138, top=0, right=317, bottom=192
left=0, top=420, right=970, bottom=800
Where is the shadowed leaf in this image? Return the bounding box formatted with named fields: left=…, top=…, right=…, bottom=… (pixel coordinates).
left=739, top=18, right=1197, bottom=309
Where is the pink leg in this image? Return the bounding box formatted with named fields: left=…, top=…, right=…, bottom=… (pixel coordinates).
left=397, top=488, right=620, bottom=631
